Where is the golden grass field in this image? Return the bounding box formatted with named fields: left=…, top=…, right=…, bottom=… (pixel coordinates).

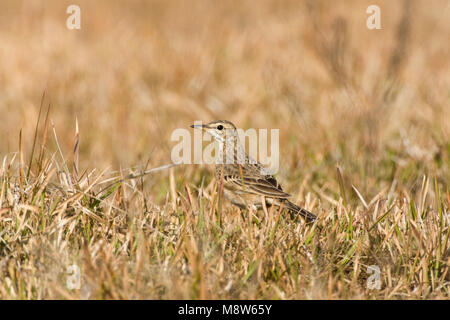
left=0, top=0, right=449, bottom=299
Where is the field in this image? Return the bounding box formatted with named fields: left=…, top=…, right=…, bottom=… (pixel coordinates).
left=0, top=0, right=449, bottom=299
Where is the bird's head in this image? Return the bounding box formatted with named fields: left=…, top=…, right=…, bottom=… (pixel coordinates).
left=190, top=120, right=237, bottom=143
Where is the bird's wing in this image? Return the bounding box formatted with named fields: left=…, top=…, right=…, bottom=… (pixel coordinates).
left=223, top=167, right=291, bottom=199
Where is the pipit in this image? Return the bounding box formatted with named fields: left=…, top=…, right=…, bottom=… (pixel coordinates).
left=191, top=120, right=317, bottom=222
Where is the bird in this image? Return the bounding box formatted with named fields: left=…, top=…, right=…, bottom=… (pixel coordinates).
left=190, top=120, right=317, bottom=223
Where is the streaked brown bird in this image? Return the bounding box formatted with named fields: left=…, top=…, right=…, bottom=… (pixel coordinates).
left=191, top=120, right=317, bottom=223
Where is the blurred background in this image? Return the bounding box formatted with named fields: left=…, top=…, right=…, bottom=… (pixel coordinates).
left=1, top=0, right=449, bottom=198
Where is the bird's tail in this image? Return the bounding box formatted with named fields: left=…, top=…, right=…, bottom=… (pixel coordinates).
left=284, top=200, right=317, bottom=223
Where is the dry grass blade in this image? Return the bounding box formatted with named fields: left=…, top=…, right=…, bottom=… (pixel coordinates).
left=336, top=166, right=347, bottom=207
left=73, top=117, right=80, bottom=182
left=352, top=185, right=368, bottom=209
left=26, top=90, right=46, bottom=179
left=18, top=129, right=24, bottom=201
left=37, top=103, right=51, bottom=172
left=0, top=0, right=449, bottom=300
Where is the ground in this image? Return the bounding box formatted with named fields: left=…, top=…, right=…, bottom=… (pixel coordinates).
left=0, top=0, right=449, bottom=299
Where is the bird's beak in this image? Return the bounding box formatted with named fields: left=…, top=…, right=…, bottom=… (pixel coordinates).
left=190, top=124, right=206, bottom=129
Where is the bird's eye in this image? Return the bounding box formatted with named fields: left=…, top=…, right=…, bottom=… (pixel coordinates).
left=217, top=125, right=224, bottom=130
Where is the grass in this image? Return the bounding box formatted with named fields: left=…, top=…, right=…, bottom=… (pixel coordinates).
left=0, top=0, right=449, bottom=299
